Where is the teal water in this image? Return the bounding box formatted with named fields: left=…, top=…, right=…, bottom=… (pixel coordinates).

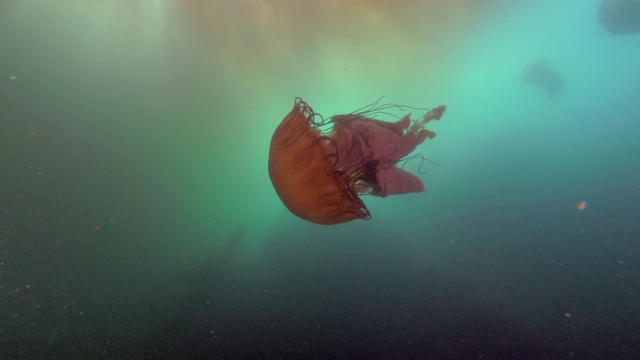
left=1, top=1, right=639, bottom=358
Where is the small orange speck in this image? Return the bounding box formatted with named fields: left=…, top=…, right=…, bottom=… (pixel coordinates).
left=577, top=201, right=587, bottom=210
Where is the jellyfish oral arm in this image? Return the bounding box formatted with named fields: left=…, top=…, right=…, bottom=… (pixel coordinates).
left=373, top=166, right=425, bottom=197
left=330, top=105, right=446, bottom=198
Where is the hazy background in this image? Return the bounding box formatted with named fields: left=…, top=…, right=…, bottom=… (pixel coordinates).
left=1, top=0, right=639, bottom=358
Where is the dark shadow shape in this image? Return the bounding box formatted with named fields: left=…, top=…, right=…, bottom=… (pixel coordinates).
left=523, top=59, right=563, bottom=99
left=599, top=0, right=640, bottom=34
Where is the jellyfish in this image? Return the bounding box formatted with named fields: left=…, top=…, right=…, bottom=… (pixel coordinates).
left=523, top=59, right=563, bottom=99
left=599, top=0, right=640, bottom=35
left=268, top=97, right=446, bottom=225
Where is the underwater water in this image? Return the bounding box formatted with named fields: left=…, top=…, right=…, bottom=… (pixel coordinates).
left=1, top=0, right=639, bottom=358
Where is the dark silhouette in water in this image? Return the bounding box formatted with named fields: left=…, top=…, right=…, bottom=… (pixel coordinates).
left=523, top=60, right=563, bottom=99
left=599, top=0, right=640, bottom=34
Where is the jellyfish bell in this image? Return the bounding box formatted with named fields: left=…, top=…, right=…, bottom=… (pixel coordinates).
left=268, top=99, right=370, bottom=225
left=268, top=97, right=446, bottom=225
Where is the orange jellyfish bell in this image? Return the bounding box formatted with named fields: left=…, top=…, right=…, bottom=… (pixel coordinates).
left=268, top=97, right=446, bottom=225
